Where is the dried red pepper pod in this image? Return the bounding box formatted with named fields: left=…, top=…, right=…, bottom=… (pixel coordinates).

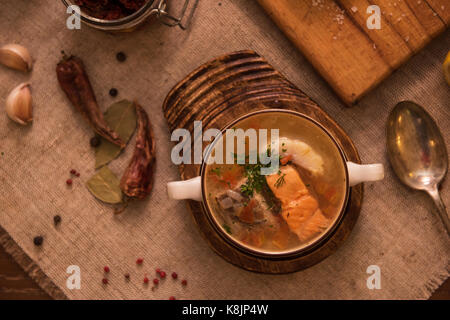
left=120, top=103, right=156, bottom=201
left=56, top=55, right=125, bottom=148
left=119, top=0, right=147, bottom=11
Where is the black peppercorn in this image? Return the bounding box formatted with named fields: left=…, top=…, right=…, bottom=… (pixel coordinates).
left=109, top=88, right=118, bottom=97
left=33, top=236, right=44, bottom=246
left=116, top=52, right=126, bottom=62
left=53, top=215, right=62, bottom=226
left=90, top=136, right=101, bottom=148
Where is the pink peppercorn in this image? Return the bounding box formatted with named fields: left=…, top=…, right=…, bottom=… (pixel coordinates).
left=181, top=279, right=187, bottom=286
left=70, top=169, right=76, bottom=175
left=104, top=266, right=110, bottom=273
left=102, top=278, right=108, bottom=285
left=75, top=172, right=80, bottom=177
left=171, top=272, right=178, bottom=279
left=66, top=179, right=73, bottom=186
left=169, top=296, right=176, bottom=300
left=159, top=271, right=166, bottom=278
left=136, top=258, right=143, bottom=265
left=153, top=278, right=159, bottom=285
left=143, top=277, right=149, bottom=284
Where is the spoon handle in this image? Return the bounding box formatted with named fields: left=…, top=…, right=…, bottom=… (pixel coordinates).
left=427, top=187, right=450, bottom=236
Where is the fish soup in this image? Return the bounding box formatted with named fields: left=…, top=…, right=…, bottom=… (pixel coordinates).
left=203, top=111, right=348, bottom=255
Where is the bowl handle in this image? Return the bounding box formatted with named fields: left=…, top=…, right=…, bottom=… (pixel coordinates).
left=347, top=162, right=384, bottom=186
left=167, top=176, right=202, bottom=201
left=167, top=162, right=384, bottom=200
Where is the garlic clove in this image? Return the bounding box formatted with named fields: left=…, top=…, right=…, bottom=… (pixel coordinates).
left=0, top=44, right=33, bottom=72
left=5, top=83, right=33, bottom=125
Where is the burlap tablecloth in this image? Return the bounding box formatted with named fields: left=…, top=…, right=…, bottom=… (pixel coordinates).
left=0, top=0, right=448, bottom=300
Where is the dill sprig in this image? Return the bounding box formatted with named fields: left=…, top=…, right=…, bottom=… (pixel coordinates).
left=274, top=173, right=286, bottom=188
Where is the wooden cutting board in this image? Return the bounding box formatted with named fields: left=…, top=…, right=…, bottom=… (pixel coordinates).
left=163, top=50, right=363, bottom=273
left=258, top=0, right=449, bottom=105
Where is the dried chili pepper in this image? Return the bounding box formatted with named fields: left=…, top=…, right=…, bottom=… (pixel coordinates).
left=119, top=0, right=146, bottom=11
left=56, top=55, right=125, bottom=148
left=119, top=103, right=156, bottom=201
left=74, top=0, right=146, bottom=20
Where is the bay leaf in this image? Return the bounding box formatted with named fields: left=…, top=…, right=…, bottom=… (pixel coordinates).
left=95, top=100, right=137, bottom=169
left=86, top=166, right=123, bottom=204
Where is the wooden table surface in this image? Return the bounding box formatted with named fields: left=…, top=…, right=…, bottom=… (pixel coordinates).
left=0, top=245, right=447, bottom=300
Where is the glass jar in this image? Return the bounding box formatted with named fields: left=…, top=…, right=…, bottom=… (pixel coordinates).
left=62, top=0, right=197, bottom=32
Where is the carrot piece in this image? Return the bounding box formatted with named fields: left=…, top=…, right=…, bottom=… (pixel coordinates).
left=272, top=222, right=290, bottom=249
left=239, top=200, right=256, bottom=224
left=220, top=166, right=243, bottom=188
left=280, top=154, right=293, bottom=166
left=324, top=187, right=337, bottom=201
left=241, top=229, right=265, bottom=248
left=250, top=230, right=265, bottom=247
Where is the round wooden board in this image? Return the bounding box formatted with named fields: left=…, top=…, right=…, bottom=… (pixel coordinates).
left=163, top=50, right=363, bottom=273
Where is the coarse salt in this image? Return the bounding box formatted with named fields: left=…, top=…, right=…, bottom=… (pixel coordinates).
left=335, top=13, right=344, bottom=24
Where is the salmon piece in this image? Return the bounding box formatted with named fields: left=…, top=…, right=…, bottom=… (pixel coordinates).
left=266, top=166, right=309, bottom=203
left=266, top=165, right=329, bottom=242
left=297, top=209, right=329, bottom=242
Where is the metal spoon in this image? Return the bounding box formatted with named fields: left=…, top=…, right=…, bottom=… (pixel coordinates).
left=387, top=101, right=449, bottom=235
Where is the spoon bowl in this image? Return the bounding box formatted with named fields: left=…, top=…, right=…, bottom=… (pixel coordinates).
left=387, top=101, right=449, bottom=235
